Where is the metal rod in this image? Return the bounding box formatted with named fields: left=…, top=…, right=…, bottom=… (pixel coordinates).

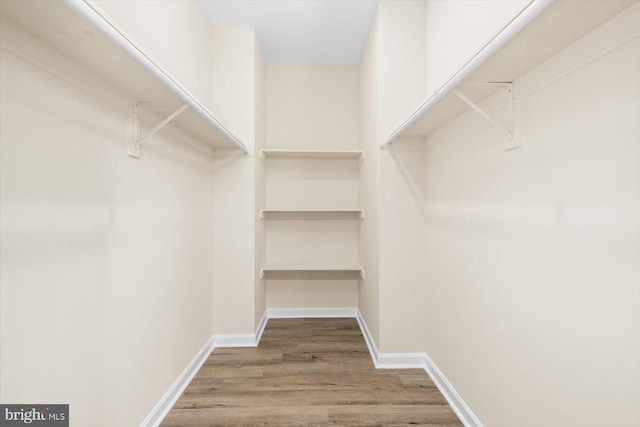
left=452, top=89, right=512, bottom=140
left=140, top=104, right=189, bottom=142
left=385, top=0, right=553, bottom=144
left=66, top=0, right=249, bottom=154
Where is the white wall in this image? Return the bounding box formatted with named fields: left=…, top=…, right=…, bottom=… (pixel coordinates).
left=266, top=65, right=359, bottom=150
left=415, top=5, right=640, bottom=425
left=265, top=65, right=360, bottom=308
left=358, top=11, right=382, bottom=343
left=376, top=1, right=429, bottom=353
left=96, top=0, right=215, bottom=110
left=210, top=27, right=261, bottom=335
left=424, top=0, right=528, bottom=96
left=0, top=12, right=215, bottom=427
left=254, top=36, right=267, bottom=328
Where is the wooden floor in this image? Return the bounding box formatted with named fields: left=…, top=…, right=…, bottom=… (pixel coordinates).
left=161, top=318, right=463, bottom=426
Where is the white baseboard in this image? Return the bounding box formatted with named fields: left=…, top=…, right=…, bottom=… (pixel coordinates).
left=267, top=307, right=358, bottom=319
left=355, top=309, right=483, bottom=427
left=423, top=352, right=484, bottom=427
left=355, top=309, right=381, bottom=366
left=255, top=309, right=268, bottom=343
left=212, top=333, right=257, bottom=347
left=139, top=335, right=214, bottom=427
left=377, top=352, right=428, bottom=369
left=144, top=308, right=483, bottom=427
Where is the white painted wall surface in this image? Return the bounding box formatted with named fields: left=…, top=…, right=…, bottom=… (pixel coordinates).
left=0, top=14, right=215, bottom=426
left=376, top=1, right=429, bottom=353
left=96, top=0, right=215, bottom=110
left=415, top=5, right=640, bottom=427
left=265, top=65, right=360, bottom=308
left=210, top=27, right=259, bottom=335
left=424, top=0, right=529, bottom=96
left=254, top=36, right=267, bottom=329
left=357, top=11, right=382, bottom=344
left=266, top=65, right=359, bottom=150
left=378, top=0, right=428, bottom=139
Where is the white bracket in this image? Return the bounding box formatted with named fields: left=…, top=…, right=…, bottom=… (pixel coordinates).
left=452, top=83, right=518, bottom=150
left=128, top=99, right=189, bottom=159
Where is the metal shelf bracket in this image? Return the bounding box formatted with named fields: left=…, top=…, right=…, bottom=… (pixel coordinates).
left=452, top=83, right=518, bottom=150
left=128, top=99, right=189, bottom=159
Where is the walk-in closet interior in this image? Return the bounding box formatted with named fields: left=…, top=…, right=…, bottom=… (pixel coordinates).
left=1, top=1, right=638, bottom=426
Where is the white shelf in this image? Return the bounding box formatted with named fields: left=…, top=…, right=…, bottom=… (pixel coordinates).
left=260, top=209, right=364, bottom=219
left=260, top=264, right=365, bottom=279
left=0, top=0, right=247, bottom=153
left=386, top=0, right=634, bottom=143
left=261, top=149, right=363, bottom=159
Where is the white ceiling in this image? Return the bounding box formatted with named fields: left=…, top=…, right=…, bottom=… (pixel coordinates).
left=199, top=0, right=379, bottom=65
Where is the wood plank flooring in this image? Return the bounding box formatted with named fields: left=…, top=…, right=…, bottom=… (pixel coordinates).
left=161, top=318, right=463, bottom=426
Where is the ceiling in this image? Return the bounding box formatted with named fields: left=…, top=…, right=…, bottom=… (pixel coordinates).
left=199, top=0, right=379, bottom=65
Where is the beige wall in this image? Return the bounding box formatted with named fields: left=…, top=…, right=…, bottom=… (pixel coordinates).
left=358, top=10, right=382, bottom=343
left=265, top=65, right=360, bottom=308
left=362, top=2, right=639, bottom=426
left=424, top=0, right=528, bottom=96
left=96, top=0, right=215, bottom=110
left=377, top=1, right=429, bottom=353
left=0, top=12, right=215, bottom=427
left=254, top=36, right=267, bottom=328
left=416, top=5, right=640, bottom=426
left=266, top=65, right=359, bottom=150
left=210, top=27, right=261, bottom=335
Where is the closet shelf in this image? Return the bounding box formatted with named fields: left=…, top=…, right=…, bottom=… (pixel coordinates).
left=0, top=0, right=248, bottom=154
left=260, top=264, right=365, bottom=279
left=260, top=209, right=364, bottom=219
left=261, top=149, right=363, bottom=159
left=385, top=0, right=634, bottom=144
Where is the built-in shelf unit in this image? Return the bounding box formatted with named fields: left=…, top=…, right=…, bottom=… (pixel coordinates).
left=385, top=0, right=635, bottom=145
left=0, top=0, right=248, bottom=155
left=261, top=148, right=363, bottom=279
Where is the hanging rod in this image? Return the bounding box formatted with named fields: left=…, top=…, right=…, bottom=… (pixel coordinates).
left=385, top=0, right=553, bottom=145
left=66, top=0, right=249, bottom=155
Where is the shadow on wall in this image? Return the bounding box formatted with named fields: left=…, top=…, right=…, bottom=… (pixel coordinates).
left=384, top=137, right=428, bottom=221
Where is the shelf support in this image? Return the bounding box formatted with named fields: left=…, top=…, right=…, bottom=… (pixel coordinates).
left=128, top=100, right=189, bottom=159
left=452, top=85, right=515, bottom=148
left=141, top=103, right=189, bottom=142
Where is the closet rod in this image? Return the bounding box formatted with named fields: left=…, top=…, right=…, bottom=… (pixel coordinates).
left=67, top=0, right=249, bottom=155
left=385, top=0, right=552, bottom=145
